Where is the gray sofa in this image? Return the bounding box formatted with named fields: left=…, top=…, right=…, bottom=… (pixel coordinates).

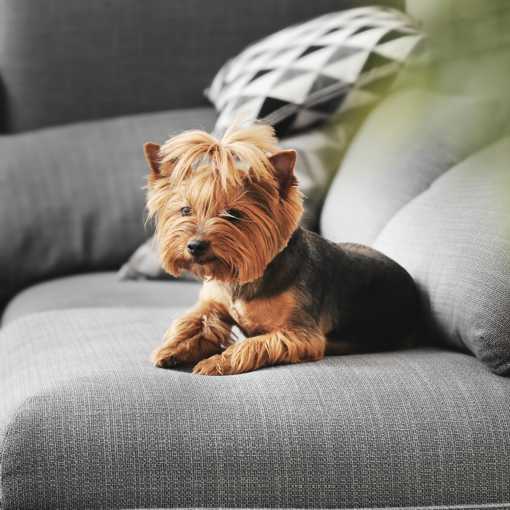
left=1, top=1, right=510, bottom=509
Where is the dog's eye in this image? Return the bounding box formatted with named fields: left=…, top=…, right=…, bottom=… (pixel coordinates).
left=224, top=208, right=242, bottom=222
left=180, top=206, right=192, bottom=216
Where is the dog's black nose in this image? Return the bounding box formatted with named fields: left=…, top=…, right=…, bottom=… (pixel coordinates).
left=187, top=239, right=209, bottom=256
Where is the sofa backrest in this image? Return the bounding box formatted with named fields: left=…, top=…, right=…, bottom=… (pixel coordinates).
left=0, top=0, right=402, bottom=134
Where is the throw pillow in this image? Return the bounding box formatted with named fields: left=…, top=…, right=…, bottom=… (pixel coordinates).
left=374, top=137, right=510, bottom=376
left=118, top=236, right=169, bottom=281
left=206, top=5, right=424, bottom=137
left=320, top=89, right=507, bottom=245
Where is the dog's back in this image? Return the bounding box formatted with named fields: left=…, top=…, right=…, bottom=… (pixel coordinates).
left=273, top=228, right=421, bottom=353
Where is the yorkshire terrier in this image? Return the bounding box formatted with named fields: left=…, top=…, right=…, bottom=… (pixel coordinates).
left=144, top=123, right=419, bottom=375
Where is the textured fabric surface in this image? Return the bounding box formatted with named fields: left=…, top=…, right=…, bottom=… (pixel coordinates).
left=207, top=6, right=423, bottom=137
left=113, top=507, right=510, bottom=510
left=0, top=107, right=215, bottom=309
left=1, top=272, right=200, bottom=326
left=375, top=137, right=510, bottom=375
left=118, top=507, right=510, bottom=510
left=1, top=308, right=510, bottom=509
left=0, top=0, right=403, bottom=133
left=110, top=507, right=510, bottom=510
left=320, top=88, right=506, bottom=245
left=117, top=507, right=510, bottom=510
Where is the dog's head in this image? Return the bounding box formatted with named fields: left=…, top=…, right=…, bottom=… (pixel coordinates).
left=144, top=123, right=303, bottom=284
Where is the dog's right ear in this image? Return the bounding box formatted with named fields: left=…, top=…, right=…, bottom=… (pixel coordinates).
left=268, top=149, right=298, bottom=199
left=144, top=142, right=162, bottom=179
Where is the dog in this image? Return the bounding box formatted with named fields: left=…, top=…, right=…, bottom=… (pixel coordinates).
left=144, top=123, right=420, bottom=375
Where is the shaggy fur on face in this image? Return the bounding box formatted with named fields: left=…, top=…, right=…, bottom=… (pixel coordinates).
left=145, top=123, right=303, bottom=284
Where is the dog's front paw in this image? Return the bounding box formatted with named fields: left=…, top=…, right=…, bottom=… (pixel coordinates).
left=152, top=335, right=222, bottom=369
left=192, top=354, right=232, bottom=376
left=151, top=344, right=183, bottom=368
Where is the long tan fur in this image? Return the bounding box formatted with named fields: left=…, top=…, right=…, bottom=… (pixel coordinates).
left=146, top=123, right=303, bottom=284
left=158, top=122, right=280, bottom=188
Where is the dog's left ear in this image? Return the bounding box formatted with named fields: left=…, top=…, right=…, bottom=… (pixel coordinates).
left=268, top=149, right=297, bottom=198
left=144, top=142, right=162, bottom=180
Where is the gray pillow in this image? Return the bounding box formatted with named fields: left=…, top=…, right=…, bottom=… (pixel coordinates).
left=320, top=89, right=507, bottom=245
left=374, top=137, right=510, bottom=375
left=0, top=107, right=216, bottom=307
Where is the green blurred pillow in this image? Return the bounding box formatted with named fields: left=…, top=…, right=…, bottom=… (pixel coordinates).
left=320, top=89, right=507, bottom=245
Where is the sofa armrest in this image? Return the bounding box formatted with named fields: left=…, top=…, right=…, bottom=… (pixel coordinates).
left=0, top=107, right=216, bottom=309
left=0, top=0, right=402, bottom=133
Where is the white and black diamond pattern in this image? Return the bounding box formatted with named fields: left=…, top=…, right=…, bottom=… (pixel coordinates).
left=206, top=6, right=425, bottom=137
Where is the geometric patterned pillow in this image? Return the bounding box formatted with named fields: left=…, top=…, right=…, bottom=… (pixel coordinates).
left=206, top=6, right=425, bottom=138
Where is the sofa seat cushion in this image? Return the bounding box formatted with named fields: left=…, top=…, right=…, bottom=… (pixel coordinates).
left=1, top=272, right=200, bottom=326
left=1, top=309, right=510, bottom=509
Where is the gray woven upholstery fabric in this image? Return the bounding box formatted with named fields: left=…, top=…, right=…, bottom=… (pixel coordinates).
left=1, top=309, right=510, bottom=509
left=1, top=272, right=200, bottom=326
left=320, top=89, right=506, bottom=245
left=109, top=507, right=510, bottom=510
left=375, top=137, right=510, bottom=375
left=0, top=0, right=403, bottom=133
left=0, top=107, right=215, bottom=309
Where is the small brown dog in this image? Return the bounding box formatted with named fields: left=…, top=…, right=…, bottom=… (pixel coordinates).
left=144, top=123, right=419, bottom=375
